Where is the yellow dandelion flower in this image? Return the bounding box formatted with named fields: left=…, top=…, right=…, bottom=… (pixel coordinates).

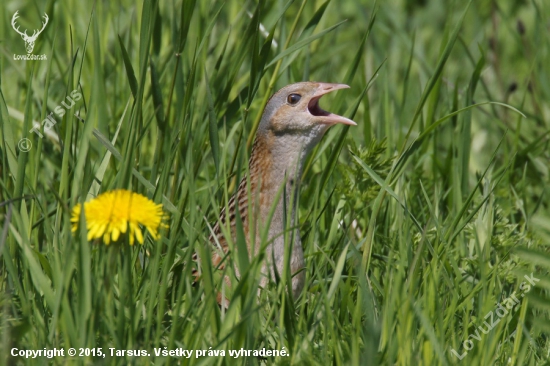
left=71, top=189, right=167, bottom=245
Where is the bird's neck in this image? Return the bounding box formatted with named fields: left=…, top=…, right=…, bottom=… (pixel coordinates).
left=248, top=131, right=308, bottom=287
left=250, top=130, right=319, bottom=189
left=246, top=129, right=322, bottom=246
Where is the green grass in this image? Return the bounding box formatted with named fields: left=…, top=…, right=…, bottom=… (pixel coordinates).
left=1, top=0, right=550, bottom=364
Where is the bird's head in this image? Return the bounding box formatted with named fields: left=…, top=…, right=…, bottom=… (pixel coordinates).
left=257, top=82, right=356, bottom=139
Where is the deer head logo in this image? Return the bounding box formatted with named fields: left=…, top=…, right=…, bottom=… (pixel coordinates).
left=11, top=11, right=49, bottom=54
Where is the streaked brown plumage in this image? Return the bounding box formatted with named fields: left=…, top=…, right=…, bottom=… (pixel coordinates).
left=195, top=81, right=355, bottom=304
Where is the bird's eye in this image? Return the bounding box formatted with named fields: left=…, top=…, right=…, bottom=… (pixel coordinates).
left=287, top=93, right=301, bottom=105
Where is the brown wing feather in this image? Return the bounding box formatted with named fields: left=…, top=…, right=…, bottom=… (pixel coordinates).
left=192, top=135, right=270, bottom=288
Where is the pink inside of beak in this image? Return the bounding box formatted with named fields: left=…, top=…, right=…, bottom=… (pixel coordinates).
left=307, top=84, right=356, bottom=126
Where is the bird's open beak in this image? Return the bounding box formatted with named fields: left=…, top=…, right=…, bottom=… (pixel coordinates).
left=307, top=83, right=357, bottom=126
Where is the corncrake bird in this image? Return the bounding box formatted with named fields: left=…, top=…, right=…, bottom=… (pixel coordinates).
left=196, top=82, right=355, bottom=305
